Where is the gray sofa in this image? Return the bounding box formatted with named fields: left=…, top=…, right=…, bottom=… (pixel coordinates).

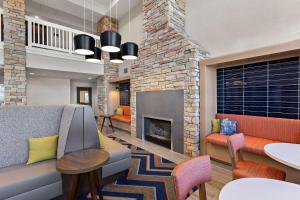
left=0, top=105, right=131, bottom=200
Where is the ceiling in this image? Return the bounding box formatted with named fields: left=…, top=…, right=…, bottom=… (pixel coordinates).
left=23, top=0, right=141, bottom=34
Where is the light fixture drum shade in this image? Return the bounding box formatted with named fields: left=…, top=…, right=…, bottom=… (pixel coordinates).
left=110, top=51, right=123, bottom=64
left=122, top=42, right=138, bottom=60
left=74, top=34, right=95, bottom=55
left=101, top=31, right=121, bottom=52
left=86, top=47, right=102, bottom=63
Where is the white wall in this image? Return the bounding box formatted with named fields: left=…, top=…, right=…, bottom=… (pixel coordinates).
left=186, top=0, right=300, bottom=57
left=26, top=50, right=104, bottom=75
left=70, top=80, right=98, bottom=115
left=27, top=77, right=99, bottom=115
left=27, top=76, right=71, bottom=105
left=118, top=0, right=300, bottom=57
left=118, top=2, right=143, bottom=45
left=107, top=83, right=120, bottom=115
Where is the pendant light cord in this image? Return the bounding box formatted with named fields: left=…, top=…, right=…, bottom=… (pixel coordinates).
left=129, top=0, right=131, bottom=33
left=110, top=0, right=112, bottom=30
left=92, top=0, right=94, bottom=34
left=83, top=0, right=86, bottom=32
left=116, top=1, right=118, bottom=30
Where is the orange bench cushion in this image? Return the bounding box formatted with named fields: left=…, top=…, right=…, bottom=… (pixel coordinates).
left=233, top=160, right=286, bottom=180
left=216, top=114, right=300, bottom=143
left=111, top=115, right=131, bottom=123
left=206, top=134, right=279, bottom=155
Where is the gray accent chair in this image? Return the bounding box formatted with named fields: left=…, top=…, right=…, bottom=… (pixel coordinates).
left=0, top=105, right=131, bottom=200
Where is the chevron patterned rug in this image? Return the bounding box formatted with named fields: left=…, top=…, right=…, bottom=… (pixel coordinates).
left=78, top=136, right=177, bottom=200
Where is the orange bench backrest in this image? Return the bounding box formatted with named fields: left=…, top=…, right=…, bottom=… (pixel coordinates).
left=119, top=106, right=131, bottom=116
left=216, top=114, right=300, bottom=143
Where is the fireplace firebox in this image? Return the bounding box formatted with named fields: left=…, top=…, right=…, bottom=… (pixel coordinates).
left=143, top=116, right=172, bottom=149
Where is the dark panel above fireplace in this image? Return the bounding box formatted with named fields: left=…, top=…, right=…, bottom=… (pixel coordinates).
left=136, top=90, right=184, bottom=153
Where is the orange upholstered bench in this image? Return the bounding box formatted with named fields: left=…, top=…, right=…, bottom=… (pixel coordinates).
left=111, top=106, right=131, bottom=132
left=206, top=114, right=300, bottom=159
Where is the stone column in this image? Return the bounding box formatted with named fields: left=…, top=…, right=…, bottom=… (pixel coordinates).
left=130, top=0, right=209, bottom=156
left=96, top=16, right=118, bottom=124
left=96, top=16, right=118, bottom=34
left=3, top=0, right=27, bottom=105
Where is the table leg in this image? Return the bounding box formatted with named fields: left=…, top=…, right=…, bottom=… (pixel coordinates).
left=93, top=170, right=104, bottom=200
left=68, top=174, right=80, bottom=200
left=88, top=172, right=98, bottom=200
left=100, top=117, right=106, bottom=132
left=109, top=117, right=114, bottom=132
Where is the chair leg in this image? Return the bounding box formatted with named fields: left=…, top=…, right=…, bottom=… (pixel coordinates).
left=100, top=117, right=106, bottom=132
left=109, top=117, right=114, bottom=132
left=199, top=183, right=207, bottom=200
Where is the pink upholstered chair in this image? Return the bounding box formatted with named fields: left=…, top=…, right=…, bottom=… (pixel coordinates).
left=227, top=133, right=286, bottom=180
left=172, top=155, right=212, bottom=200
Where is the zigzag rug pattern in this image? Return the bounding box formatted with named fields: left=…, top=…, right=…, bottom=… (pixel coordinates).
left=78, top=136, right=177, bottom=200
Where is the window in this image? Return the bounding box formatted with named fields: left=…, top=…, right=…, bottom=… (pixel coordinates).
left=119, top=82, right=130, bottom=106
left=217, top=57, right=300, bottom=119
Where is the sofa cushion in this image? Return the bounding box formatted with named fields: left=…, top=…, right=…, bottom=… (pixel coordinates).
left=119, top=106, right=131, bottom=116
left=0, top=105, right=64, bottom=168
left=0, top=160, right=61, bottom=199
left=216, top=114, right=300, bottom=143
left=102, top=135, right=131, bottom=164
left=111, top=115, right=131, bottom=123
left=206, top=134, right=279, bottom=155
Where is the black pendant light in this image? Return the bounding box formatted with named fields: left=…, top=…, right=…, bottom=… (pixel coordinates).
left=101, top=0, right=121, bottom=53
left=74, top=0, right=95, bottom=55
left=101, top=31, right=121, bottom=52
left=110, top=51, right=123, bottom=64
left=75, top=34, right=95, bottom=55
left=86, top=47, right=101, bottom=63
left=85, top=0, right=101, bottom=62
left=122, top=42, right=138, bottom=60
left=121, top=0, right=139, bottom=60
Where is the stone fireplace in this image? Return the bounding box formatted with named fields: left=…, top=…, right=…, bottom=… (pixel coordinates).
left=130, top=0, right=209, bottom=156
left=136, top=90, right=184, bottom=153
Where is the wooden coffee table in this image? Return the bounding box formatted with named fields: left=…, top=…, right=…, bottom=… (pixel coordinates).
left=56, top=149, right=109, bottom=200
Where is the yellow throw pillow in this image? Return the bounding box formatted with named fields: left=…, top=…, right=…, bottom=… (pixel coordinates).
left=27, top=135, right=58, bottom=165
left=211, top=119, right=221, bottom=133
left=98, top=130, right=105, bottom=149
left=116, top=107, right=124, bottom=115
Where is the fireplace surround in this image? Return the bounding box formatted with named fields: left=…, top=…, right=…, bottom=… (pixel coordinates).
left=136, top=90, right=184, bottom=153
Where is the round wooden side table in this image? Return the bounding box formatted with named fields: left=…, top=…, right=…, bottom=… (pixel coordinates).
left=56, top=149, right=109, bottom=200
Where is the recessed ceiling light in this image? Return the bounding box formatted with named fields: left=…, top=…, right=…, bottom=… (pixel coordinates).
left=29, top=72, right=35, bottom=75
left=88, top=77, right=92, bottom=80
left=34, top=16, right=39, bottom=19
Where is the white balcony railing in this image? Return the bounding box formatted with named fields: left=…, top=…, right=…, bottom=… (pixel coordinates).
left=26, top=16, right=100, bottom=55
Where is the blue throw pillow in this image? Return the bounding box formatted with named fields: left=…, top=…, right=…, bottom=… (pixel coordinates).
left=220, top=120, right=237, bottom=135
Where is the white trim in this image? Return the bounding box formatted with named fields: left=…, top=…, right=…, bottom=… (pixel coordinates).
left=26, top=46, right=104, bottom=64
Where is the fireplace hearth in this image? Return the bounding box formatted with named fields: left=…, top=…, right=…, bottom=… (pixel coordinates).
left=144, top=116, right=172, bottom=149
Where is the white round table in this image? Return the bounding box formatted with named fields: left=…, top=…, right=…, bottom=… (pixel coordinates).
left=264, top=143, right=300, bottom=170
left=219, top=178, right=300, bottom=200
